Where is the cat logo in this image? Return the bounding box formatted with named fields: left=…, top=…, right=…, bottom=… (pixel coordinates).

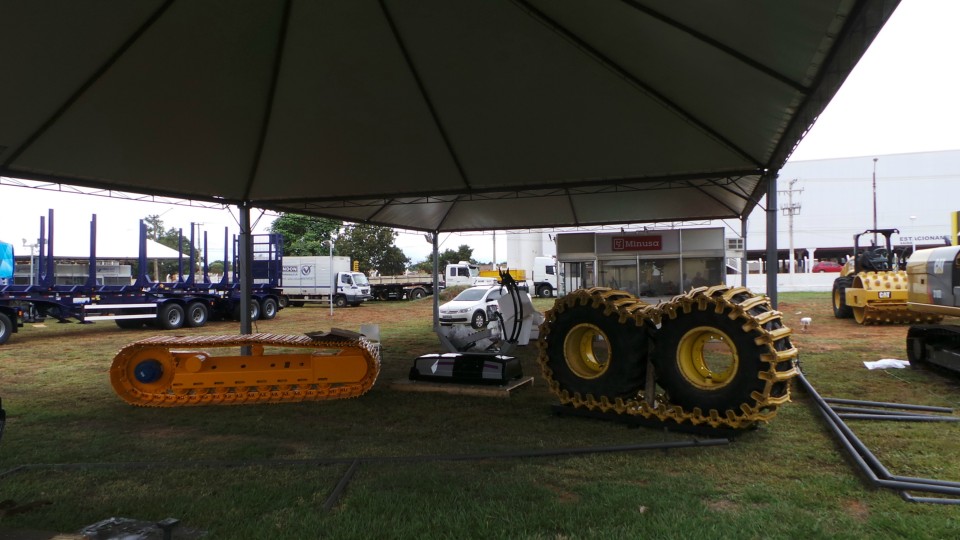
left=878, top=291, right=891, bottom=299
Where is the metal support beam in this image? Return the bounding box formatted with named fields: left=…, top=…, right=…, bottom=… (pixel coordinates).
left=741, top=217, right=748, bottom=288
left=238, top=203, right=253, bottom=337
left=765, top=173, right=779, bottom=308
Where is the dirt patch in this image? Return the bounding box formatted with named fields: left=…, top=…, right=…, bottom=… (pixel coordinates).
left=842, top=498, right=870, bottom=522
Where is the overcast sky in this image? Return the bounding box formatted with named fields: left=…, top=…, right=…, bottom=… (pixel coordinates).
left=2, top=0, right=958, bottom=265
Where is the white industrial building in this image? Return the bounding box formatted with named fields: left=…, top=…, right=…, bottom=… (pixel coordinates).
left=504, top=149, right=960, bottom=293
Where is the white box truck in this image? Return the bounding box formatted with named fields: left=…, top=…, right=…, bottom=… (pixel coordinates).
left=279, top=256, right=372, bottom=308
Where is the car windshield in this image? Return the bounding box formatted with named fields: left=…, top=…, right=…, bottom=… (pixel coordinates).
left=453, top=288, right=492, bottom=302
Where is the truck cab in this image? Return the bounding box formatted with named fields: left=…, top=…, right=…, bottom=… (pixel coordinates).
left=337, top=271, right=373, bottom=306
left=532, top=256, right=558, bottom=297
left=444, top=261, right=482, bottom=288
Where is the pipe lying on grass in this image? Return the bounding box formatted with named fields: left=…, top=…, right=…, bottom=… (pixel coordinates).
left=798, top=371, right=960, bottom=504
left=837, top=413, right=960, bottom=422
left=0, top=438, right=729, bottom=512
left=823, top=397, right=953, bottom=413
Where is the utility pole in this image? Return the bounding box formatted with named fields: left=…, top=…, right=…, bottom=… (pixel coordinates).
left=872, top=158, right=879, bottom=245
left=779, top=179, right=802, bottom=274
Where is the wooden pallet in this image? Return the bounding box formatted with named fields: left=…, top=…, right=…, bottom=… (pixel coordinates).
left=389, top=376, right=534, bottom=398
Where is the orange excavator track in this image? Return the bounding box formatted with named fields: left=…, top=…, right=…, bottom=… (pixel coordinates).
left=110, top=331, right=380, bottom=407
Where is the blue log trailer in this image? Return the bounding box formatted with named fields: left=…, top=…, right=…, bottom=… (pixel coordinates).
left=0, top=211, right=284, bottom=345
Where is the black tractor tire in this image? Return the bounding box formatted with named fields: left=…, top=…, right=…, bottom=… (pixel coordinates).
left=185, top=301, right=209, bottom=328
left=157, top=303, right=185, bottom=330
left=652, top=291, right=790, bottom=414
left=260, top=298, right=278, bottom=320
left=333, top=295, right=348, bottom=308
left=537, top=284, right=554, bottom=298
left=542, top=300, right=647, bottom=399
left=470, top=310, right=488, bottom=329
left=0, top=312, right=12, bottom=345
left=832, top=277, right=853, bottom=319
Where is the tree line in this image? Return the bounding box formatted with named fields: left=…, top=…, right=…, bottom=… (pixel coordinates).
left=143, top=212, right=479, bottom=279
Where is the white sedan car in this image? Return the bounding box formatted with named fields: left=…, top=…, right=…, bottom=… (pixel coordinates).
left=439, top=285, right=505, bottom=329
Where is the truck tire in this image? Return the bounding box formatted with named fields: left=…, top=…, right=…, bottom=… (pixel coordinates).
left=537, top=284, right=554, bottom=298
left=470, top=310, right=488, bottom=329
left=232, top=301, right=261, bottom=321
left=410, top=288, right=427, bottom=300
left=260, top=298, right=278, bottom=320
left=278, top=296, right=289, bottom=309
left=0, top=312, right=11, bottom=345
left=185, top=301, right=209, bottom=328
left=334, top=295, right=348, bottom=308
left=157, top=303, right=185, bottom=330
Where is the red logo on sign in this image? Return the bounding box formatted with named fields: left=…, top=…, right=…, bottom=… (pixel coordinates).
left=612, top=236, right=662, bottom=251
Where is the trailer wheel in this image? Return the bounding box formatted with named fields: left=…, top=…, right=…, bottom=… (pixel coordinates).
left=537, top=284, right=554, bottom=298
left=260, top=298, right=278, bottom=320
left=157, top=303, right=185, bottom=330
left=185, top=301, right=209, bottom=328
left=278, top=296, right=289, bottom=308
left=410, top=288, right=427, bottom=300
left=232, top=301, right=261, bottom=321
left=115, top=318, right=145, bottom=330
left=0, top=312, right=11, bottom=345
left=333, top=295, right=348, bottom=308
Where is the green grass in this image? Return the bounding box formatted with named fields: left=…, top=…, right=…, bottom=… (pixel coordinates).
left=2, top=293, right=960, bottom=538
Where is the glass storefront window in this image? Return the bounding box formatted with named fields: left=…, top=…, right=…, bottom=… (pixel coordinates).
left=598, top=259, right=638, bottom=294
left=681, top=257, right=724, bottom=290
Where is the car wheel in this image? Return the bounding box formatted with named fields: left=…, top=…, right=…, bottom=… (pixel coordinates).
left=470, top=310, right=488, bottom=329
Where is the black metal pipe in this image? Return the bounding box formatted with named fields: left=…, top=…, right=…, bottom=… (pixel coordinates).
left=799, top=372, right=960, bottom=498
left=900, top=492, right=960, bottom=505
left=829, top=405, right=943, bottom=416
left=823, top=397, right=953, bottom=413
left=0, top=438, right=729, bottom=480
left=323, top=459, right=360, bottom=512
left=837, top=413, right=960, bottom=422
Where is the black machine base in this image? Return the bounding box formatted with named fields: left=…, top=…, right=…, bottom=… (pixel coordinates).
left=410, top=353, right=523, bottom=385
left=550, top=404, right=743, bottom=438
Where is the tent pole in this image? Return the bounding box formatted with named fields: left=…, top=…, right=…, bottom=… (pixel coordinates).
left=238, top=203, right=253, bottom=338
left=432, top=231, right=440, bottom=333
left=765, top=173, right=779, bottom=308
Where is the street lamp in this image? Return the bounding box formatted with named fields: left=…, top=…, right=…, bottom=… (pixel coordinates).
left=21, top=238, right=40, bottom=286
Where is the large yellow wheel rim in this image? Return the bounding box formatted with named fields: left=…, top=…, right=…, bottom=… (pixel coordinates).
left=833, top=288, right=843, bottom=311
left=853, top=306, right=867, bottom=324
left=676, top=326, right=738, bottom=390
left=563, top=323, right=611, bottom=380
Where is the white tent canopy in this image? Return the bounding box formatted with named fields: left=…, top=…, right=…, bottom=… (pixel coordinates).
left=0, top=1, right=897, bottom=233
